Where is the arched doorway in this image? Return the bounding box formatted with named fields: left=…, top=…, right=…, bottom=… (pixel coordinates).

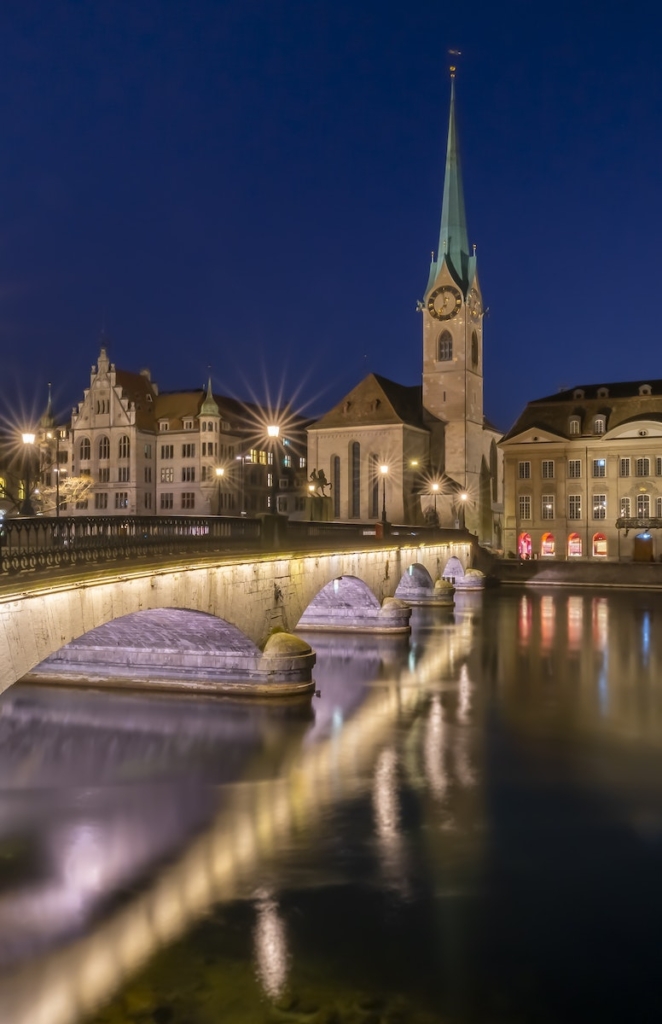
left=633, top=532, right=654, bottom=562
left=568, top=533, right=583, bottom=558
left=540, top=532, right=555, bottom=557
left=592, top=533, right=607, bottom=558
left=518, top=532, right=532, bottom=559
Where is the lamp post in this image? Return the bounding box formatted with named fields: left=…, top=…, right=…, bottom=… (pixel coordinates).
left=214, top=466, right=225, bottom=515
left=45, top=430, right=61, bottom=518
left=267, top=424, right=280, bottom=514
left=20, top=433, right=36, bottom=516
left=431, top=481, right=439, bottom=516
left=308, top=482, right=315, bottom=521
left=380, top=463, right=389, bottom=524
left=459, top=491, right=468, bottom=530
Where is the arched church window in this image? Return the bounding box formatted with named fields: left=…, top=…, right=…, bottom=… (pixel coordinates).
left=471, top=330, right=479, bottom=369
left=350, top=442, right=360, bottom=518
left=79, top=438, right=91, bottom=461
left=118, top=435, right=130, bottom=460
left=437, top=331, right=453, bottom=362
left=332, top=456, right=340, bottom=518
left=98, top=436, right=110, bottom=460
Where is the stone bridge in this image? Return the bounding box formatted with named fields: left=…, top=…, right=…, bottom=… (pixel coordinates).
left=0, top=540, right=472, bottom=693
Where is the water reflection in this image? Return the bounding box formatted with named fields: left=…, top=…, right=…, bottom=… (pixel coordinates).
left=253, top=893, right=289, bottom=999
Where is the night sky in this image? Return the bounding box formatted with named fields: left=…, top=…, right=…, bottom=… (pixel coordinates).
left=1, top=0, right=661, bottom=433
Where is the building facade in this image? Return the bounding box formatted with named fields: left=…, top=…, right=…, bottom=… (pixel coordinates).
left=307, top=73, right=503, bottom=545
left=501, top=380, right=662, bottom=561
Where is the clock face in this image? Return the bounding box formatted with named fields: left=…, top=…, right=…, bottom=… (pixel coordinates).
left=468, top=289, right=482, bottom=321
left=427, top=285, right=462, bottom=321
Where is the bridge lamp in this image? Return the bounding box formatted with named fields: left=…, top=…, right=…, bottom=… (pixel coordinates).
left=459, top=491, right=468, bottom=530
left=215, top=466, right=225, bottom=516
left=20, top=432, right=37, bottom=517
left=267, top=425, right=280, bottom=513
left=380, top=464, right=389, bottom=524
left=431, top=481, right=440, bottom=515
left=308, top=482, right=316, bottom=522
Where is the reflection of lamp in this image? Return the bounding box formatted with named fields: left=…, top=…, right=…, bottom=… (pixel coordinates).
left=20, top=433, right=37, bottom=516
left=267, top=425, right=280, bottom=513
left=380, top=464, right=389, bottom=523
left=215, top=466, right=225, bottom=515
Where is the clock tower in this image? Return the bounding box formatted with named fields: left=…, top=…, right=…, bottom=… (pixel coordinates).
left=422, top=71, right=485, bottom=507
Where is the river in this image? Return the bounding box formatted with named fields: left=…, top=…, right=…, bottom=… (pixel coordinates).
left=0, top=587, right=661, bottom=1023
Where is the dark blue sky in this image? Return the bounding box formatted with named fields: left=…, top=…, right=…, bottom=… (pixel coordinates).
left=1, top=0, right=661, bottom=432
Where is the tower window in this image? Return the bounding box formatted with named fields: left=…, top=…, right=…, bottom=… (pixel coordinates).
left=471, top=330, right=478, bottom=369
left=437, top=331, right=453, bottom=362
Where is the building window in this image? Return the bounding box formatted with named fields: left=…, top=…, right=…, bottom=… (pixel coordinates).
left=637, top=493, right=650, bottom=518
left=593, top=494, right=606, bottom=520
left=94, top=493, right=108, bottom=510
left=75, top=499, right=88, bottom=510
left=118, top=466, right=130, bottom=482
left=568, top=533, right=583, bottom=557
left=181, top=492, right=195, bottom=510
left=438, top=330, right=452, bottom=362
left=656, top=458, right=662, bottom=477
left=161, top=467, right=174, bottom=483
left=267, top=451, right=273, bottom=465
left=592, top=459, right=606, bottom=478
left=144, top=467, right=152, bottom=483
left=160, top=493, right=173, bottom=510
left=351, top=441, right=360, bottom=518
left=183, top=420, right=193, bottom=430
left=144, top=444, right=152, bottom=459
left=182, top=443, right=195, bottom=458
left=159, top=422, right=169, bottom=431
left=620, top=496, right=631, bottom=518
left=518, top=461, right=531, bottom=479
left=636, top=458, right=650, bottom=477
left=620, top=458, right=630, bottom=477
left=118, top=436, right=130, bottom=459
left=518, top=532, right=532, bottom=558
left=115, top=491, right=128, bottom=509
left=299, top=457, right=306, bottom=469
left=369, top=454, right=379, bottom=519
left=541, top=460, right=554, bottom=479
left=569, top=418, right=580, bottom=435
left=98, top=436, right=110, bottom=460
left=283, top=455, right=292, bottom=468
left=568, top=460, right=581, bottom=478
left=569, top=495, right=582, bottom=519
left=639, top=384, right=652, bottom=396
left=593, top=533, right=608, bottom=557
left=541, top=494, right=555, bottom=520
left=144, top=492, right=152, bottom=510
left=540, top=532, right=555, bottom=557
left=79, top=438, right=91, bottom=461
left=182, top=466, right=195, bottom=482
left=161, top=444, right=174, bottom=460
left=518, top=495, right=531, bottom=520
left=471, top=330, right=479, bottom=369
left=332, top=455, right=340, bottom=518
left=593, top=416, right=606, bottom=434
left=98, top=467, right=110, bottom=483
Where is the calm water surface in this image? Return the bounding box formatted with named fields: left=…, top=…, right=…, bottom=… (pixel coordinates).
left=1, top=589, right=662, bottom=1023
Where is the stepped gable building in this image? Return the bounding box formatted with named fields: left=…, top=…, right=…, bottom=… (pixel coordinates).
left=500, top=379, right=662, bottom=561
left=57, top=346, right=307, bottom=517
left=307, top=74, right=503, bottom=544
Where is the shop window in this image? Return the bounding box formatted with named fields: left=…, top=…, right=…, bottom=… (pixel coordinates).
left=518, top=533, right=532, bottom=559
left=541, top=532, right=555, bottom=557
left=592, top=533, right=608, bottom=558
left=568, top=533, right=583, bottom=557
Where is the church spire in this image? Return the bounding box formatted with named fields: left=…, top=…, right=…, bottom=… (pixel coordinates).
left=427, top=72, right=473, bottom=296
left=200, top=373, right=219, bottom=416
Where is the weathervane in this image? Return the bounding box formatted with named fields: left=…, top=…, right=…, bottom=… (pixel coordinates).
left=448, top=48, right=461, bottom=78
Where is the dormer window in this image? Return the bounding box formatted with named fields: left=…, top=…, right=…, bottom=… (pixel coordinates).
left=159, top=421, right=169, bottom=432
left=183, top=419, right=194, bottom=430
left=573, top=389, right=584, bottom=400
left=639, top=384, right=652, bottom=396
left=569, top=417, right=581, bottom=435
left=146, top=394, right=153, bottom=402
left=597, top=387, right=609, bottom=398
left=593, top=416, right=606, bottom=435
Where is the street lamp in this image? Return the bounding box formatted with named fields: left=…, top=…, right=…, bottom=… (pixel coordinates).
left=215, top=466, right=225, bottom=515
left=459, top=491, right=468, bottom=530
left=20, top=433, right=37, bottom=516
left=380, top=463, right=389, bottom=524
left=308, top=482, right=315, bottom=521
left=267, top=424, right=280, bottom=513
left=45, top=430, right=61, bottom=518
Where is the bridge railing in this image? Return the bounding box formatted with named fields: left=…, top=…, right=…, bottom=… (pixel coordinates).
left=0, top=514, right=465, bottom=577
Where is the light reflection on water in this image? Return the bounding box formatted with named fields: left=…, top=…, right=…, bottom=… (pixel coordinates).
left=1, top=590, right=662, bottom=1021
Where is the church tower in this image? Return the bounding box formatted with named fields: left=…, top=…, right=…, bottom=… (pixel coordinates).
left=422, top=70, right=485, bottom=504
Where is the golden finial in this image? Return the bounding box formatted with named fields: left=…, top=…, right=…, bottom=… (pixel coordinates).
left=448, top=48, right=461, bottom=78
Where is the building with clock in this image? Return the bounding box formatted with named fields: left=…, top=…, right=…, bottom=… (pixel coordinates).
left=307, top=75, right=503, bottom=545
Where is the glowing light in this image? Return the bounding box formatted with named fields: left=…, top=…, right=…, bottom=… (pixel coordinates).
left=431, top=482, right=440, bottom=493
left=215, top=467, right=225, bottom=478
left=22, top=433, right=36, bottom=445
left=380, top=463, right=389, bottom=475
left=267, top=424, right=280, bottom=438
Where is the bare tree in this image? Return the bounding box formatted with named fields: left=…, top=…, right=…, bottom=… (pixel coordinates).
left=35, top=476, right=95, bottom=515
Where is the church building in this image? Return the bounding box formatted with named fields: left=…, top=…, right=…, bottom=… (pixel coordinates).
left=307, top=74, right=503, bottom=546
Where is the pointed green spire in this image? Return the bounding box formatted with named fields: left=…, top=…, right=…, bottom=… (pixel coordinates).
left=426, top=75, right=472, bottom=296
left=200, top=374, right=219, bottom=416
